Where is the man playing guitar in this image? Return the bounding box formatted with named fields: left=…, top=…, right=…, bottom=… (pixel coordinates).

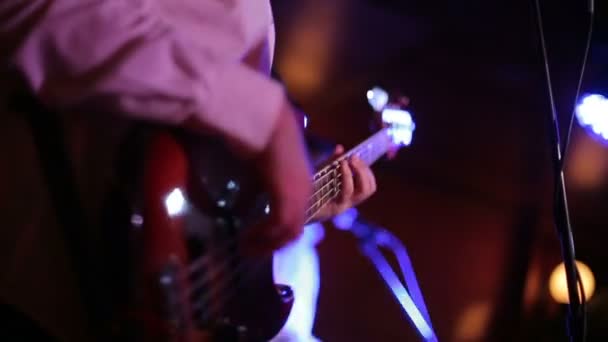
left=0, top=1, right=378, bottom=341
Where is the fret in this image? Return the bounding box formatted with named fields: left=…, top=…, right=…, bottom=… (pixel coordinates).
left=304, top=128, right=392, bottom=223
left=346, top=128, right=391, bottom=166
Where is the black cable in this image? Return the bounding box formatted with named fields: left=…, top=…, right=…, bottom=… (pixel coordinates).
left=562, top=9, right=594, bottom=342
left=532, top=0, right=588, bottom=341
left=577, top=269, right=588, bottom=339
left=544, top=2, right=594, bottom=340
left=561, top=13, right=595, bottom=168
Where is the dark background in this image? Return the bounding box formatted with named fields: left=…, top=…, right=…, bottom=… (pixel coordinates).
left=271, top=0, right=608, bottom=341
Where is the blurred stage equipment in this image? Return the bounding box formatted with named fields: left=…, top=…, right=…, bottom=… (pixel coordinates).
left=366, top=86, right=415, bottom=152
left=333, top=208, right=437, bottom=342
left=533, top=1, right=596, bottom=340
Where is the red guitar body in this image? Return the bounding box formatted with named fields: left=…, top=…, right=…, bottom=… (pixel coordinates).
left=101, top=102, right=412, bottom=341
left=105, top=125, right=293, bottom=342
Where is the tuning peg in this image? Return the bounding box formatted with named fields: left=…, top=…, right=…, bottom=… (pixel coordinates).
left=366, top=86, right=416, bottom=148
left=367, top=86, right=411, bottom=111
left=367, top=86, right=389, bottom=112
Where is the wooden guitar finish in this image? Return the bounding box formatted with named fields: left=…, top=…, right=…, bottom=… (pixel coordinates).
left=105, top=126, right=292, bottom=342
left=103, top=104, right=413, bottom=341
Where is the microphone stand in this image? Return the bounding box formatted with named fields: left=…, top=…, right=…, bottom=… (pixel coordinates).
left=333, top=209, right=438, bottom=342
left=547, top=103, right=585, bottom=342
left=532, top=1, right=589, bottom=340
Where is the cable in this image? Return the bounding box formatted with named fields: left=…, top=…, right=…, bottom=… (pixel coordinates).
left=577, top=270, right=588, bottom=340
left=562, top=9, right=594, bottom=342
left=532, top=0, right=591, bottom=341
left=553, top=4, right=595, bottom=341
left=561, top=13, right=595, bottom=169
left=533, top=0, right=560, bottom=131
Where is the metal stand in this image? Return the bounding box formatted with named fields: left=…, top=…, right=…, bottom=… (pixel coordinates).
left=333, top=209, right=437, bottom=341
left=532, top=1, right=594, bottom=339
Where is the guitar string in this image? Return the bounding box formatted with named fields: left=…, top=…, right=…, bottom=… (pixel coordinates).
left=306, top=132, right=387, bottom=205
left=172, top=186, right=345, bottom=324
left=183, top=148, right=363, bottom=275
left=180, top=169, right=351, bottom=320
left=313, top=128, right=389, bottom=177
left=190, top=262, right=243, bottom=321
left=185, top=134, right=386, bottom=277
left=185, top=138, right=383, bottom=278
left=161, top=130, right=390, bottom=321
left=169, top=168, right=375, bottom=325
left=303, top=128, right=389, bottom=206
left=191, top=263, right=246, bottom=322
left=185, top=170, right=343, bottom=276
left=160, top=240, right=242, bottom=323
left=186, top=178, right=343, bottom=278
left=187, top=158, right=370, bottom=318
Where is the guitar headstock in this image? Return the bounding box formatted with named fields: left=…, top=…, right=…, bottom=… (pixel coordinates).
left=367, top=86, right=416, bottom=158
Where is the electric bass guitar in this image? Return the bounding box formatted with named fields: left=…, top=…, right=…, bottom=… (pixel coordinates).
left=104, top=99, right=415, bottom=341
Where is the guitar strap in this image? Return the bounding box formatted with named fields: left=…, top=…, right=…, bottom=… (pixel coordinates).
left=11, top=88, right=106, bottom=342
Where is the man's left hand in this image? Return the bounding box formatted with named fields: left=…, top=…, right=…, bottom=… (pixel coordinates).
left=312, top=145, right=377, bottom=222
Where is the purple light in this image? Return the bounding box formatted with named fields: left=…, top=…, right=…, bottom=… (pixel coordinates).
left=332, top=210, right=437, bottom=340
left=576, top=94, right=608, bottom=143
left=332, top=208, right=359, bottom=230
left=367, top=86, right=389, bottom=112
left=364, top=247, right=436, bottom=341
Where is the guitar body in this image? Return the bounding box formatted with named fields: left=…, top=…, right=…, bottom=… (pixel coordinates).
left=104, top=125, right=293, bottom=342
left=101, top=100, right=414, bottom=341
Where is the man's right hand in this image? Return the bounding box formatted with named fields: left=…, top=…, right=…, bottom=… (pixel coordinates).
left=242, top=101, right=313, bottom=254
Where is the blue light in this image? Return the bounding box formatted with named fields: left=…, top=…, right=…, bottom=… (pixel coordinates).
left=332, top=208, right=359, bottom=230
left=332, top=211, right=438, bottom=341
left=576, top=94, right=608, bottom=142
left=365, top=247, right=437, bottom=341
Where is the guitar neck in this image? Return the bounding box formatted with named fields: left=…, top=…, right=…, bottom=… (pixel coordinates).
left=304, top=128, right=392, bottom=223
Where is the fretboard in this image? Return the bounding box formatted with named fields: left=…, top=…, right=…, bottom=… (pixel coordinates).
left=304, top=128, right=392, bottom=223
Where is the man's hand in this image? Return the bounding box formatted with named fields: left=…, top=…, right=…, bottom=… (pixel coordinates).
left=242, top=100, right=313, bottom=254
left=312, top=145, right=377, bottom=222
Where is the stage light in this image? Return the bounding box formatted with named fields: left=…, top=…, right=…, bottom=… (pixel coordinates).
left=165, top=188, right=187, bottom=217
left=367, top=86, right=389, bottom=112
left=366, top=86, right=416, bottom=146
left=381, top=108, right=415, bottom=146
left=549, top=260, right=595, bottom=304
left=575, top=94, right=608, bottom=143
left=454, top=301, right=490, bottom=341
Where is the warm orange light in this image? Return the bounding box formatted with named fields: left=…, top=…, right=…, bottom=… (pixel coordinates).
left=549, top=260, right=595, bottom=304
left=276, top=2, right=346, bottom=100
left=566, top=131, right=608, bottom=190
left=453, top=301, right=490, bottom=341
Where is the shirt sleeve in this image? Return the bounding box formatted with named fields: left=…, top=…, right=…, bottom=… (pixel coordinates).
left=3, top=0, right=286, bottom=153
